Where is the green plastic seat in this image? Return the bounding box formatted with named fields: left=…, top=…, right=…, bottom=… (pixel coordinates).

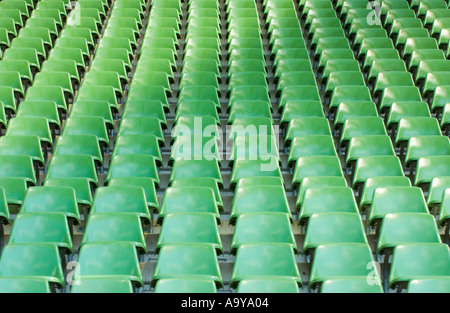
left=170, top=177, right=222, bottom=210
left=340, top=117, right=387, bottom=149
left=321, top=59, right=360, bottom=85
left=6, top=116, right=52, bottom=149
left=362, top=48, right=401, bottom=74
left=359, top=177, right=412, bottom=212
left=55, top=36, right=90, bottom=61
left=414, top=156, right=450, bottom=187
left=405, top=136, right=450, bottom=168
left=0, top=9, right=24, bottom=28
left=83, top=71, right=123, bottom=97
left=62, top=116, right=109, bottom=151
left=71, top=277, right=134, bottom=293
left=292, top=156, right=344, bottom=189
left=231, top=243, right=301, bottom=289
left=122, top=99, right=167, bottom=128
left=0, top=277, right=52, bottom=293
left=170, top=135, right=220, bottom=166
left=117, top=117, right=164, bottom=146
left=9, top=212, right=73, bottom=253
left=279, top=86, right=321, bottom=113
left=0, top=86, right=16, bottom=114
left=69, top=100, right=114, bottom=131
left=422, top=72, right=450, bottom=102
left=45, top=153, right=98, bottom=186
left=152, top=243, right=222, bottom=287
left=333, top=101, right=378, bottom=131
left=372, top=72, right=415, bottom=100
left=431, top=86, right=450, bottom=114
left=379, top=86, right=422, bottom=114
left=386, top=101, right=431, bottom=130
left=320, top=278, right=384, bottom=293
left=0, top=60, right=32, bottom=86
left=158, top=187, right=219, bottom=224
left=324, top=72, right=366, bottom=100
left=77, top=85, right=119, bottom=114
left=353, top=156, right=404, bottom=191
left=0, top=178, right=28, bottom=208
left=298, top=186, right=359, bottom=225
left=154, top=278, right=217, bottom=293
left=49, top=47, right=86, bottom=74
left=274, top=59, right=311, bottom=81
left=183, top=59, right=220, bottom=79
left=230, top=158, right=282, bottom=189
left=309, top=243, right=379, bottom=291
left=409, top=49, right=446, bottom=73
left=280, top=101, right=325, bottom=128
left=317, top=49, right=356, bottom=73
left=427, top=177, right=450, bottom=211
left=273, top=48, right=309, bottom=69
left=395, top=117, right=442, bottom=148
left=179, top=72, right=219, bottom=94
left=108, top=177, right=158, bottom=213
left=358, top=37, right=395, bottom=62
left=329, top=86, right=372, bottom=114
left=0, top=134, right=44, bottom=172
left=0, top=187, right=10, bottom=225
left=236, top=279, right=300, bottom=293
left=0, top=243, right=65, bottom=288
left=0, top=17, right=18, bottom=38
left=295, top=176, right=347, bottom=210
left=367, top=58, right=407, bottom=85
left=377, top=213, right=441, bottom=256
left=157, top=212, right=222, bottom=253
left=234, top=176, right=284, bottom=189
left=43, top=177, right=93, bottom=209
left=82, top=213, right=146, bottom=254
left=288, top=135, right=337, bottom=167
left=228, top=101, right=273, bottom=123
left=231, top=212, right=296, bottom=254
left=276, top=71, right=316, bottom=96
left=74, top=242, right=143, bottom=287
left=0, top=71, right=24, bottom=98
left=230, top=185, right=291, bottom=225
left=171, top=116, right=220, bottom=143
left=368, top=186, right=428, bottom=229
left=89, top=186, right=150, bottom=224
left=303, top=212, right=367, bottom=256
left=105, top=155, right=159, bottom=187
left=112, top=134, right=161, bottom=165
left=229, top=72, right=268, bottom=95
left=407, top=278, right=450, bottom=293
left=176, top=85, right=219, bottom=110
left=389, top=243, right=450, bottom=291
left=230, top=134, right=278, bottom=166
left=42, top=59, right=79, bottom=86
left=25, top=85, right=67, bottom=114
left=346, top=135, right=395, bottom=167
left=169, top=159, right=222, bottom=187
left=54, top=134, right=103, bottom=167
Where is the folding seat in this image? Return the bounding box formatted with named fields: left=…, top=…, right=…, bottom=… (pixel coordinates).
left=42, top=59, right=80, bottom=87
left=230, top=185, right=291, bottom=224
left=278, top=86, right=321, bottom=113
left=231, top=243, right=301, bottom=289
left=362, top=48, right=401, bottom=74
left=273, top=48, right=310, bottom=70
left=105, top=155, right=159, bottom=187
left=0, top=60, right=32, bottom=87
left=48, top=47, right=86, bottom=75
left=320, top=278, right=384, bottom=293
left=60, top=27, right=95, bottom=51
left=82, top=71, right=123, bottom=98
left=274, top=59, right=311, bottom=82
left=117, top=117, right=164, bottom=147
left=9, top=212, right=73, bottom=256
left=388, top=243, right=450, bottom=292
left=408, top=49, right=446, bottom=75
left=154, top=278, right=217, bottom=293
left=121, top=99, right=167, bottom=129
left=317, top=48, right=356, bottom=74
left=292, top=156, right=344, bottom=189
left=228, top=72, right=268, bottom=95
left=20, top=186, right=80, bottom=225
left=367, top=186, right=429, bottom=231
left=379, top=87, right=422, bottom=115
left=157, top=212, right=221, bottom=253
left=414, top=156, right=450, bottom=187
left=0, top=277, right=54, bottom=293
left=11, top=36, right=47, bottom=62
left=94, top=48, right=131, bottom=72
left=178, top=85, right=220, bottom=111
left=407, top=278, right=450, bottom=293
left=346, top=135, right=396, bottom=169
left=333, top=101, right=378, bottom=133
left=267, top=17, right=300, bottom=38
left=0, top=243, right=65, bottom=288
left=395, top=117, right=442, bottom=149
left=0, top=135, right=44, bottom=171
left=358, top=37, right=396, bottom=62
left=25, top=85, right=67, bottom=115
left=309, top=27, right=345, bottom=51
left=309, top=243, right=379, bottom=292
left=179, top=73, right=219, bottom=95
left=228, top=47, right=264, bottom=63
left=321, top=59, right=360, bottom=84
left=228, top=101, right=273, bottom=124
left=314, top=38, right=351, bottom=61
left=303, top=212, right=367, bottom=258
left=403, top=38, right=440, bottom=66
left=230, top=158, right=283, bottom=189
left=269, top=27, right=303, bottom=47
left=339, top=117, right=387, bottom=150
left=90, top=59, right=128, bottom=85
left=74, top=242, right=143, bottom=287
left=71, top=277, right=134, bottom=293
left=3, top=47, right=40, bottom=74
left=324, top=72, right=366, bottom=101
left=231, top=212, right=295, bottom=254
left=112, top=134, right=162, bottom=165
left=33, top=71, right=74, bottom=101
left=32, top=8, right=64, bottom=30
left=62, top=116, right=109, bottom=152
left=99, top=36, right=135, bottom=57
left=152, top=243, right=222, bottom=288
left=372, top=72, right=415, bottom=100
left=276, top=71, right=316, bottom=96
left=405, top=136, right=450, bottom=170
left=328, top=86, right=372, bottom=115
left=6, top=117, right=53, bottom=153
left=386, top=101, right=431, bottom=131
left=53, top=134, right=103, bottom=167
left=288, top=135, right=337, bottom=167
left=147, top=18, right=179, bottom=36
left=353, top=156, right=404, bottom=191
left=280, top=101, right=325, bottom=128
left=69, top=100, right=114, bottom=132
left=140, top=46, right=176, bottom=67
left=81, top=212, right=146, bottom=255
